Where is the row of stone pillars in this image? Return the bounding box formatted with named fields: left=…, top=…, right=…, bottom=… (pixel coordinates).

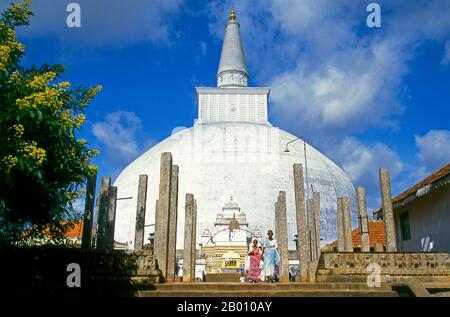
left=292, top=164, right=321, bottom=282
left=273, top=164, right=322, bottom=283
left=335, top=168, right=397, bottom=253
left=336, top=187, right=371, bottom=252
left=80, top=152, right=198, bottom=283
left=81, top=173, right=118, bottom=251
left=81, top=173, right=138, bottom=251
left=277, top=164, right=398, bottom=283
left=82, top=157, right=397, bottom=284
left=152, top=152, right=198, bottom=283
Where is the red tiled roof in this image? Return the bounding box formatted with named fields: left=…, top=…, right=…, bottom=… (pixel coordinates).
left=21, top=220, right=84, bottom=239
left=65, top=220, right=83, bottom=239
left=326, top=221, right=386, bottom=249
left=392, top=162, right=450, bottom=204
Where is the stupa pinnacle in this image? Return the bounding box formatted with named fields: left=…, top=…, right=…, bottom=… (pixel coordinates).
left=217, top=9, right=249, bottom=88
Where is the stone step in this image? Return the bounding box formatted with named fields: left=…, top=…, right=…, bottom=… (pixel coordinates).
left=422, top=281, right=450, bottom=296
left=317, top=268, right=450, bottom=276
left=317, top=273, right=450, bottom=283
left=316, top=274, right=371, bottom=283
left=423, top=281, right=450, bottom=289
left=155, top=282, right=391, bottom=291
left=137, top=289, right=398, bottom=297
left=83, top=276, right=157, bottom=286
left=206, top=273, right=241, bottom=283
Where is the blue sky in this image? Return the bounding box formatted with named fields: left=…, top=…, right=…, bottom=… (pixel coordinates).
left=2, top=0, right=450, bottom=211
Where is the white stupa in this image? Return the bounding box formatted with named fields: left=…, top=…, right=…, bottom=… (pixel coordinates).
left=113, top=10, right=357, bottom=249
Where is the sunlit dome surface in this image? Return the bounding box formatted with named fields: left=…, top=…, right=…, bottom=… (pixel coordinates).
left=113, top=122, right=357, bottom=249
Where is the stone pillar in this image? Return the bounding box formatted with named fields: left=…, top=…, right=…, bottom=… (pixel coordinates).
left=134, top=175, right=148, bottom=250
left=275, top=191, right=290, bottom=283
left=313, top=192, right=321, bottom=259
left=274, top=201, right=279, bottom=236
left=105, top=186, right=117, bottom=250
left=183, top=193, right=195, bottom=283
left=82, top=172, right=97, bottom=249
left=357, top=187, right=370, bottom=252
left=167, top=165, right=179, bottom=282
left=96, top=176, right=110, bottom=250
left=337, top=198, right=345, bottom=252
left=154, top=199, right=158, bottom=247
left=154, top=153, right=172, bottom=279
left=342, top=196, right=353, bottom=252
left=191, top=199, right=197, bottom=282
left=93, top=197, right=100, bottom=248
left=307, top=198, right=316, bottom=261
left=379, top=168, right=398, bottom=252
left=293, top=164, right=309, bottom=282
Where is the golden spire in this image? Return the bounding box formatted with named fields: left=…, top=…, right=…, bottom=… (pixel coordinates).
left=230, top=8, right=236, bottom=21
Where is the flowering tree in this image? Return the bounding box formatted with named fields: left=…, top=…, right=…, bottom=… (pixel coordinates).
left=0, top=1, right=101, bottom=244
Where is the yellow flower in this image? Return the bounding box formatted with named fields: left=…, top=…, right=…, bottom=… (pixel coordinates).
left=1, top=155, right=18, bottom=172
left=88, top=165, right=98, bottom=172
left=74, top=114, right=86, bottom=127
left=60, top=110, right=86, bottom=128
left=66, top=191, right=78, bottom=200
left=9, top=71, right=21, bottom=83
left=27, top=72, right=57, bottom=89
left=60, top=109, right=72, bottom=122
left=20, top=141, right=46, bottom=166
left=16, top=86, right=62, bottom=110
left=83, top=85, right=103, bottom=103
left=0, top=45, right=11, bottom=72
left=58, top=81, right=71, bottom=88
left=11, top=124, right=24, bottom=137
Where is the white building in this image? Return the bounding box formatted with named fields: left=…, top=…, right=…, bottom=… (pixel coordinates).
left=113, top=10, right=357, bottom=250
left=199, top=196, right=256, bottom=274
left=201, top=196, right=251, bottom=247
left=373, top=162, right=450, bottom=253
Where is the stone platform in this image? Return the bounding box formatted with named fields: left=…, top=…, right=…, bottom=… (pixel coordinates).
left=317, top=252, right=450, bottom=283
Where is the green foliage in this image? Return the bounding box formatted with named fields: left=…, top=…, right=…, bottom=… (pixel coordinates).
left=0, top=1, right=101, bottom=245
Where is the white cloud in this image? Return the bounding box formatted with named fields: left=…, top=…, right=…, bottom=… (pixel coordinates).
left=91, top=111, right=143, bottom=165
left=415, top=130, right=450, bottom=173
left=330, top=137, right=403, bottom=209
left=269, top=41, right=405, bottom=136
left=2, top=0, right=183, bottom=45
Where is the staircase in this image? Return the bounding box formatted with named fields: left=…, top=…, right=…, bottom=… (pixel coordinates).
left=137, top=282, right=398, bottom=297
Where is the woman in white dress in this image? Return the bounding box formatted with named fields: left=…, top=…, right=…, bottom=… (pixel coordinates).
left=262, top=230, right=280, bottom=283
